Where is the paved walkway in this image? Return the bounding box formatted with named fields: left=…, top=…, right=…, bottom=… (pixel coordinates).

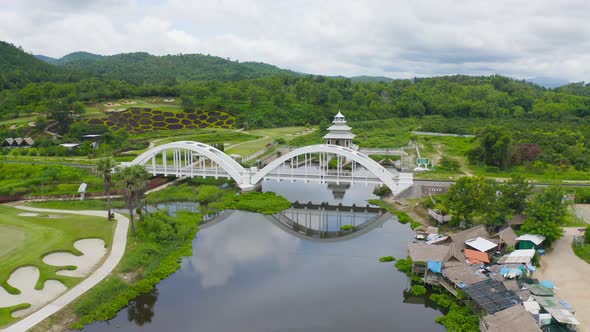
left=536, top=227, right=590, bottom=332
left=2, top=206, right=129, bottom=332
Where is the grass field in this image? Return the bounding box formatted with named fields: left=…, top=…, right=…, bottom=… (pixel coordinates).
left=27, top=199, right=125, bottom=211
left=226, top=126, right=314, bottom=155
left=84, top=98, right=182, bottom=114
left=0, top=205, right=114, bottom=326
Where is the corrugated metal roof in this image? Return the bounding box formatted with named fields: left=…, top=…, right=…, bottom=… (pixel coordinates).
left=516, top=234, right=546, bottom=245
left=465, top=236, right=498, bottom=252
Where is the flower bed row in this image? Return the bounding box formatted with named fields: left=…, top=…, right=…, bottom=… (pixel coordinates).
left=86, top=108, right=236, bottom=133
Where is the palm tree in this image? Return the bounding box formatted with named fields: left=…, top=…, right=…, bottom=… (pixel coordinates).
left=118, top=165, right=149, bottom=235
left=96, top=157, right=118, bottom=221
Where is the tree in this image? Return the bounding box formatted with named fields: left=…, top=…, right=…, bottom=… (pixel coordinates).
left=118, top=165, right=150, bottom=235
left=521, top=186, right=567, bottom=246
left=471, top=126, right=514, bottom=168
left=373, top=185, right=392, bottom=197
left=499, top=174, right=532, bottom=215
left=447, top=177, right=497, bottom=227
left=96, top=157, right=118, bottom=221
left=196, top=185, right=222, bottom=207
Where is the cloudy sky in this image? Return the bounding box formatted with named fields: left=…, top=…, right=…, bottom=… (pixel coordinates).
left=1, top=0, right=589, bottom=81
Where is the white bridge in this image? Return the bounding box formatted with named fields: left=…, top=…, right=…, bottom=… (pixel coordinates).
left=123, top=141, right=413, bottom=195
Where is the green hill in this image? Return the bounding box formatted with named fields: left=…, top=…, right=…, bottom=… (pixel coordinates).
left=350, top=75, right=395, bottom=83
left=0, top=41, right=79, bottom=89
left=55, top=52, right=296, bottom=85
left=52, top=51, right=104, bottom=64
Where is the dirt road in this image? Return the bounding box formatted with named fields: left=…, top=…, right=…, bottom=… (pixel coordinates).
left=536, top=227, right=590, bottom=331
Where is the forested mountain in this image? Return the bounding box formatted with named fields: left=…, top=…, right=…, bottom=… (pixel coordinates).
left=50, top=51, right=104, bottom=64
left=0, top=41, right=81, bottom=89
left=2, top=41, right=590, bottom=128
left=350, top=76, right=394, bottom=83
left=51, top=52, right=295, bottom=85
left=34, top=54, right=57, bottom=63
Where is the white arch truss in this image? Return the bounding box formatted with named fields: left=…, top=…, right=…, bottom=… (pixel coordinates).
left=125, top=142, right=412, bottom=194
left=251, top=144, right=408, bottom=194
left=127, top=141, right=251, bottom=187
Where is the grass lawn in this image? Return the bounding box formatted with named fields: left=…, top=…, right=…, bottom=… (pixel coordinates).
left=27, top=199, right=125, bottom=211
left=84, top=98, right=182, bottom=114
left=563, top=210, right=588, bottom=227
left=0, top=205, right=114, bottom=323
left=226, top=126, right=313, bottom=155
left=0, top=116, right=39, bottom=127
left=573, top=243, right=590, bottom=264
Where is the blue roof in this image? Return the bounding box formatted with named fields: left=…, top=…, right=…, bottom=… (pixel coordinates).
left=427, top=260, right=442, bottom=273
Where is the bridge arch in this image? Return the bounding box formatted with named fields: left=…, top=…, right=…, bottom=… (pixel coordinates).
left=251, top=144, right=403, bottom=193
left=127, top=141, right=251, bottom=188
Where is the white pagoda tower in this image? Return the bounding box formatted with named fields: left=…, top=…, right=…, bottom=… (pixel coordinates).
left=323, top=111, right=356, bottom=149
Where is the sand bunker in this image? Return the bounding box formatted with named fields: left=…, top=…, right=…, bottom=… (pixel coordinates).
left=163, top=98, right=175, bottom=102
left=121, top=100, right=137, bottom=105
left=0, top=266, right=67, bottom=318
left=43, top=239, right=107, bottom=277
left=104, top=102, right=121, bottom=107
left=17, top=213, right=39, bottom=217
left=28, top=122, right=36, bottom=127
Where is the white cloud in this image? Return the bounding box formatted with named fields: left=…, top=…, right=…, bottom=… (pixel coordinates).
left=0, top=0, right=589, bottom=81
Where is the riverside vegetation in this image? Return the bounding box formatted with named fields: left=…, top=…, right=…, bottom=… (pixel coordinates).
left=394, top=257, right=480, bottom=331
left=62, top=179, right=290, bottom=329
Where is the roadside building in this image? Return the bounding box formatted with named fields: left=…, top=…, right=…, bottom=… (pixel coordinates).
left=509, top=214, right=527, bottom=230
left=407, top=242, right=450, bottom=275
left=441, top=261, right=487, bottom=288
left=515, top=234, right=546, bottom=250
left=445, top=225, right=492, bottom=263
left=480, top=304, right=541, bottom=332
left=491, top=227, right=518, bottom=252
left=1, top=138, right=14, bottom=147
left=463, top=279, right=522, bottom=315
left=2, top=137, right=34, bottom=148
left=59, top=143, right=81, bottom=149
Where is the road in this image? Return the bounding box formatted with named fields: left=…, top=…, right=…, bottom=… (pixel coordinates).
left=535, top=207, right=590, bottom=332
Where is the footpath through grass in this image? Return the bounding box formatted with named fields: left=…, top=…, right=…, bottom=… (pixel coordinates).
left=0, top=205, right=114, bottom=327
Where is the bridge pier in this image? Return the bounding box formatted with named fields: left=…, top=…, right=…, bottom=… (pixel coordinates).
left=238, top=182, right=262, bottom=193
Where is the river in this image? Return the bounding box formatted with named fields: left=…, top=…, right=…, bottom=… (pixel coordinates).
left=82, top=181, right=444, bottom=332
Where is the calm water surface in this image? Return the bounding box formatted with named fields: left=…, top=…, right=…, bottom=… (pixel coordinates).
left=82, top=182, right=444, bottom=332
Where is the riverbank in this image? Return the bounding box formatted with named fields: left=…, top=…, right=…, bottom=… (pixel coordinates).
left=28, top=181, right=291, bottom=331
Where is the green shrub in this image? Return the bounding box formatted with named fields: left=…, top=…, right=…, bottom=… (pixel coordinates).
left=224, top=192, right=290, bottom=215
left=340, top=224, right=354, bottom=231
left=429, top=293, right=456, bottom=308
left=410, top=285, right=427, bottom=296
left=395, top=257, right=413, bottom=275
left=379, top=256, right=396, bottom=262
left=435, top=304, right=479, bottom=331
left=74, top=278, right=128, bottom=317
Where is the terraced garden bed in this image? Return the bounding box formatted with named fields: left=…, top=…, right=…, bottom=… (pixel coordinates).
left=85, top=108, right=236, bottom=133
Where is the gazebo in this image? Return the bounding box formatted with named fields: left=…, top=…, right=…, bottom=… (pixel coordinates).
left=323, top=111, right=356, bottom=149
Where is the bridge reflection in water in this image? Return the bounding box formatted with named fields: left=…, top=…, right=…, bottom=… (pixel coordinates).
left=151, top=199, right=392, bottom=242
left=267, top=201, right=391, bottom=242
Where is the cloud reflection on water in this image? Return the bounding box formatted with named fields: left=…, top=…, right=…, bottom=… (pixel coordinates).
left=185, top=212, right=300, bottom=288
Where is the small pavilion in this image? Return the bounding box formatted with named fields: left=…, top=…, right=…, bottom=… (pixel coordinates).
left=323, top=111, right=356, bottom=149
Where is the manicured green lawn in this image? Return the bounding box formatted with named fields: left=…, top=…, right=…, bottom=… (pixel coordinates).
left=226, top=126, right=313, bottom=155
left=27, top=199, right=125, bottom=211
left=0, top=205, right=114, bottom=306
